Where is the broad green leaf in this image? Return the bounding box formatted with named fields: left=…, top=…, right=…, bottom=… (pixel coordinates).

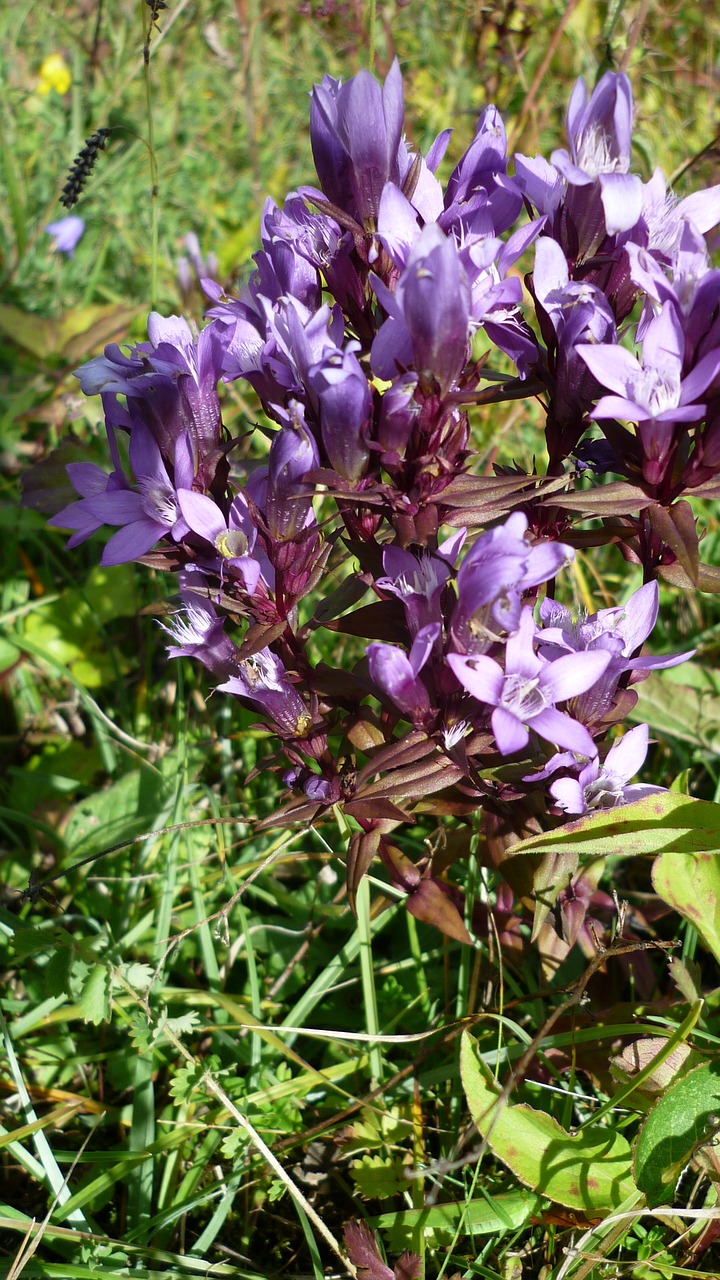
left=630, top=666, right=720, bottom=753
left=21, top=565, right=139, bottom=687
left=652, top=852, right=720, bottom=965
left=634, top=1062, right=720, bottom=1206
left=79, top=964, right=112, bottom=1025
left=63, top=767, right=172, bottom=857
left=501, top=792, right=720, bottom=861
left=460, top=1031, right=636, bottom=1212
left=0, top=302, right=140, bottom=361
left=373, top=1191, right=541, bottom=1252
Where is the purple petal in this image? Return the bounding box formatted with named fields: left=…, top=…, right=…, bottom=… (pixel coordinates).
left=680, top=349, right=720, bottom=405
left=642, top=302, right=684, bottom=373
left=602, top=723, right=649, bottom=783
left=173, top=430, right=196, bottom=490
left=599, top=172, right=643, bottom=235
left=491, top=706, right=529, bottom=755
left=446, top=652, right=503, bottom=705
left=676, top=186, right=720, bottom=234
left=147, top=313, right=193, bottom=350
left=550, top=776, right=587, bottom=814
left=505, top=608, right=542, bottom=680
left=540, top=648, right=611, bottom=703
left=377, top=182, right=419, bottom=267
left=129, top=427, right=168, bottom=486
left=533, top=236, right=569, bottom=301
left=576, top=343, right=642, bottom=397
left=409, top=623, right=440, bottom=677
left=590, top=394, right=652, bottom=421
left=101, top=518, right=165, bottom=566
left=65, top=462, right=112, bottom=498
left=177, top=490, right=226, bottom=543
left=84, top=491, right=145, bottom=524
left=629, top=648, right=695, bottom=671
left=532, top=707, right=596, bottom=756
left=616, top=581, right=658, bottom=652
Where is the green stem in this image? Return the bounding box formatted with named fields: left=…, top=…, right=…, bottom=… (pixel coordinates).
left=142, top=1, right=159, bottom=310
left=367, top=0, right=377, bottom=71
left=356, top=875, right=383, bottom=1084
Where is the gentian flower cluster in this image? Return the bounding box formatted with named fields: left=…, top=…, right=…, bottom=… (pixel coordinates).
left=47, top=62, right=717, bottom=941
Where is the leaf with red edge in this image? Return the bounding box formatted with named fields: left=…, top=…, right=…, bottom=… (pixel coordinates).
left=343, top=1220, right=421, bottom=1280
left=311, top=574, right=370, bottom=626
left=541, top=480, right=652, bottom=516
left=658, top=560, right=720, bottom=593
left=324, top=599, right=407, bottom=639
left=343, top=1220, right=394, bottom=1280
left=646, top=501, right=700, bottom=585
left=406, top=878, right=471, bottom=944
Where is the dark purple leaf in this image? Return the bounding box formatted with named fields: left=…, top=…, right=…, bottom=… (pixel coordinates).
left=646, top=501, right=699, bottom=585
left=343, top=1220, right=394, bottom=1280
left=324, top=599, right=407, bottom=640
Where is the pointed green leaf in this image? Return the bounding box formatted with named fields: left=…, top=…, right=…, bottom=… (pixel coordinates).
left=460, top=1031, right=636, bottom=1212
left=652, top=852, right=720, bottom=965
left=634, top=1062, right=720, bottom=1206
left=501, top=792, right=720, bottom=861
left=373, top=1191, right=541, bottom=1253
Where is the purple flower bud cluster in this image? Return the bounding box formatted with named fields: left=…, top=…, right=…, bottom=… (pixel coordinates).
left=47, top=60, right=715, bottom=938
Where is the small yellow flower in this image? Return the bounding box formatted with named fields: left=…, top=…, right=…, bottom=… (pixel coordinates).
left=38, top=54, right=72, bottom=97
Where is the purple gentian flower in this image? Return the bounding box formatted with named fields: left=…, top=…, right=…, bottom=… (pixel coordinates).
left=264, top=405, right=319, bottom=541
left=538, top=581, right=694, bottom=722
left=550, top=723, right=664, bottom=814
left=578, top=303, right=720, bottom=427
left=50, top=459, right=128, bottom=549
left=441, top=105, right=522, bottom=237
left=308, top=346, right=372, bottom=482
left=638, top=167, right=720, bottom=259
left=162, top=577, right=241, bottom=680
left=177, top=489, right=266, bottom=595
left=447, top=607, right=611, bottom=756
left=551, top=72, right=642, bottom=236
left=378, top=530, right=465, bottom=636
left=376, top=372, right=419, bottom=463
left=45, top=216, right=85, bottom=257
left=310, top=59, right=404, bottom=226
left=371, top=224, right=470, bottom=393
left=367, top=624, right=439, bottom=724
left=75, top=313, right=226, bottom=473
left=217, top=649, right=311, bottom=738
left=577, top=302, right=720, bottom=483
left=451, top=512, right=573, bottom=653
left=54, top=425, right=195, bottom=566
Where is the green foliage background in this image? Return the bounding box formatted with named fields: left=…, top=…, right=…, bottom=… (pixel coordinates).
left=2, top=2, right=720, bottom=1278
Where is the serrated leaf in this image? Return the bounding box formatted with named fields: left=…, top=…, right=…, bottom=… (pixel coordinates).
left=460, top=1031, right=636, bottom=1212
left=44, top=944, right=75, bottom=999
left=351, top=1154, right=412, bottom=1200
left=79, top=963, right=112, bottom=1025
left=652, top=851, right=720, bottom=966
left=119, top=962, right=154, bottom=992
left=221, top=1129, right=248, bottom=1160
left=634, top=1062, right=720, bottom=1206
left=169, top=1062, right=207, bottom=1104
left=339, top=1106, right=413, bottom=1154
left=152, top=1010, right=201, bottom=1043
